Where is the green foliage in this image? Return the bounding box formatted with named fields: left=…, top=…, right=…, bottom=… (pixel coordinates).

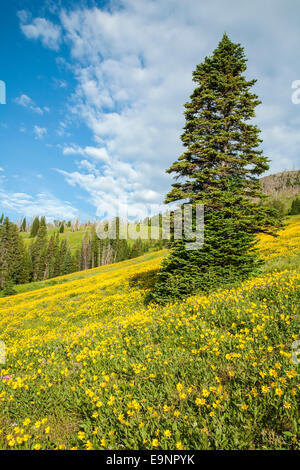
left=130, top=238, right=145, bottom=259
left=20, top=217, right=27, bottom=232
left=29, top=220, right=76, bottom=282
left=77, top=219, right=167, bottom=272
left=266, top=199, right=286, bottom=218
left=30, top=216, right=40, bottom=238
left=0, top=217, right=30, bottom=289
left=2, top=279, right=17, bottom=296
left=61, top=248, right=74, bottom=275
left=0, top=214, right=165, bottom=290
left=151, top=209, right=261, bottom=303
left=30, top=217, right=48, bottom=281
left=0, top=247, right=298, bottom=449
left=152, top=34, right=282, bottom=303
left=165, top=34, right=269, bottom=207
left=289, top=197, right=300, bottom=215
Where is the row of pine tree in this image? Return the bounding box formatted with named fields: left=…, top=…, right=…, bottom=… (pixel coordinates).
left=0, top=214, right=165, bottom=295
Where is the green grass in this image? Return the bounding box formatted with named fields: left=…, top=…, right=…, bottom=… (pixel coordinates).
left=0, top=249, right=298, bottom=449
left=1, top=249, right=168, bottom=297
left=0, top=217, right=299, bottom=450
left=13, top=215, right=300, bottom=298
left=20, top=227, right=91, bottom=253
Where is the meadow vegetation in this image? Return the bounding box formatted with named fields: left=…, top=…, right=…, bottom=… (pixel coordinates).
left=0, top=217, right=299, bottom=450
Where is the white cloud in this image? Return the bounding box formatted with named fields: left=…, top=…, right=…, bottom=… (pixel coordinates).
left=77, top=160, right=98, bottom=173
left=17, top=10, right=30, bottom=23
left=33, top=125, right=47, bottom=139
left=14, top=94, right=32, bottom=107
left=18, top=1, right=300, bottom=218
left=0, top=190, right=78, bottom=221
left=32, top=106, right=43, bottom=115
left=63, top=145, right=110, bottom=163
left=56, top=151, right=167, bottom=218
left=0, top=168, right=78, bottom=220
left=53, top=77, right=67, bottom=88
left=20, top=16, right=61, bottom=50
left=261, top=124, right=300, bottom=173
left=14, top=93, right=49, bottom=114
left=54, top=2, right=197, bottom=214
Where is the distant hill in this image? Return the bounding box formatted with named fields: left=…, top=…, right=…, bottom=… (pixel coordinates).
left=260, top=170, right=300, bottom=198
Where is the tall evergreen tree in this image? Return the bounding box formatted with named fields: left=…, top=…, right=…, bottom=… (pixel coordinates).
left=151, top=34, right=281, bottom=304
left=130, top=238, right=144, bottom=259
left=289, top=197, right=300, bottom=215
left=59, top=238, right=68, bottom=270
left=0, top=217, right=29, bottom=288
left=53, top=232, right=62, bottom=277
left=20, top=217, right=27, bottom=232
left=30, top=216, right=40, bottom=238
left=45, top=234, right=56, bottom=279
left=61, top=246, right=74, bottom=275
left=30, top=217, right=48, bottom=280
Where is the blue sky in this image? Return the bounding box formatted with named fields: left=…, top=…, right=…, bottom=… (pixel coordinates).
left=0, top=0, right=300, bottom=222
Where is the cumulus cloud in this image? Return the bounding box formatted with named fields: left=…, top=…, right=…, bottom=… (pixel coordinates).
left=77, top=159, right=98, bottom=173
left=63, top=145, right=110, bottom=163
left=0, top=169, right=77, bottom=220
left=18, top=0, right=300, bottom=218
left=14, top=93, right=49, bottom=114
left=59, top=142, right=164, bottom=218
left=56, top=164, right=162, bottom=219
left=17, top=10, right=30, bottom=23
left=0, top=191, right=78, bottom=221
left=19, top=14, right=62, bottom=50
left=33, top=125, right=47, bottom=139
left=14, top=94, right=32, bottom=107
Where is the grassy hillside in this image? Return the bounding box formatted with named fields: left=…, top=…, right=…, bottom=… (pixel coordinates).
left=0, top=217, right=299, bottom=450
left=13, top=215, right=300, bottom=296
left=258, top=215, right=300, bottom=271
left=20, top=227, right=90, bottom=254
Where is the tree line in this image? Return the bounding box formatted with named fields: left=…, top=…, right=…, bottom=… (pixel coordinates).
left=0, top=214, right=166, bottom=295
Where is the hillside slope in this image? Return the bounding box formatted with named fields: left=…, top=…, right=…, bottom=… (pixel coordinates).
left=0, top=218, right=299, bottom=450
left=260, top=170, right=300, bottom=198
left=20, top=226, right=90, bottom=254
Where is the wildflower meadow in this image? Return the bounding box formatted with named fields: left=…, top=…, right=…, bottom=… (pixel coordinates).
left=0, top=217, right=299, bottom=450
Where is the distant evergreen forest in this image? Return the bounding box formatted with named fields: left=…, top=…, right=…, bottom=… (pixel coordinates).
left=0, top=214, right=166, bottom=295
left=1, top=189, right=299, bottom=296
